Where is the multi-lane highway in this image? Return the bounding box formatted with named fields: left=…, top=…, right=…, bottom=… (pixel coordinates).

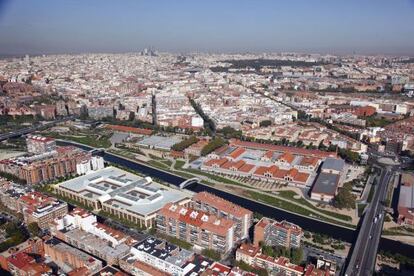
left=345, top=164, right=395, bottom=276
left=0, top=116, right=75, bottom=142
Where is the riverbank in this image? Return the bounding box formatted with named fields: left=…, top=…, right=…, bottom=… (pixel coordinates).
left=55, top=139, right=414, bottom=258
left=108, top=148, right=356, bottom=228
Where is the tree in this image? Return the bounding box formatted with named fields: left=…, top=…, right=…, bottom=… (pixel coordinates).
left=260, top=244, right=303, bottom=265
left=306, top=142, right=316, bottom=149
left=259, top=120, right=272, bottom=127
left=327, top=144, right=338, bottom=152
left=297, top=110, right=310, bottom=120
left=189, top=98, right=216, bottom=134
left=171, top=136, right=198, bottom=151
left=0, top=171, right=26, bottom=185
left=218, top=126, right=242, bottom=139
left=290, top=247, right=303, bottom=265
left=296, top=140, right=304, bottom=148
left=27, top=222, right=40, bottom=237
left=0, top=222, right=28, bottom=252
left=318, top=141, right=327, bottom=150
left=201, top=249, right=221, bottom=261
left=333, top=182, right=356, bottom=209
left=303, top=231, right=311, bottom=239
left=338, top=148, right=360, bottom=163
left=234, top=261, right=268, bottom=276
left=201, top=137, right=227, bottom=156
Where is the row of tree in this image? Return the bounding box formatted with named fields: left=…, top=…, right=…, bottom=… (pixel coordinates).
left=171, top=136, right=198, bottom=151
left=0, top=222, right=29, bottom=252
left=201, top=137, right=226, bottom=156
left=260, top=243, right=304, bottom=265
left=333, top=181, right=356, bottom=209
left=189, top=98, right=216, bottom=135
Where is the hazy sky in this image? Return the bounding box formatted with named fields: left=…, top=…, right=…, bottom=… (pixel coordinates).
left=0, top=0, right=413, bottom=55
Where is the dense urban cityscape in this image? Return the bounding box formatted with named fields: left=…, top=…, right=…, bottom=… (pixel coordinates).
left=1, top=1, right=414, bottom=276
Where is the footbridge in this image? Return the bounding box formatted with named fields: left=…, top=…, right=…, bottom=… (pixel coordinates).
left=179, top=178, right=200, bottom=189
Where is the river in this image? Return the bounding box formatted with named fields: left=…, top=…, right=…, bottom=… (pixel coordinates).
left=59, top=141, right=414, bottom=257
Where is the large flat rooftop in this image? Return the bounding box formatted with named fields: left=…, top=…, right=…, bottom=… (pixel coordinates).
left=137, top=135, right=182, bottom=150
left=56, top=166, right=190, bottom=216
left=399, top=183, right=414, bottom=209
left=65, top=228, right=130, bottom=259
left=311, top=172, right=340, bottom=196
left=133, top=237, right=193, bottom=267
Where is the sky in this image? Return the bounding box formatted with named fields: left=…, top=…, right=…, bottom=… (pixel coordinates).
left=0, top=0, right=413, bottom=56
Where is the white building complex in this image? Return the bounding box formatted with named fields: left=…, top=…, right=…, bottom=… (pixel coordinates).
left=54, top=166, right=191, bottom=228
left=76, top=156, right=105, bottom=175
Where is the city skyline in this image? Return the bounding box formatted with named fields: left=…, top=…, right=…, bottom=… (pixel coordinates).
left=1, top=1, right=414, bottom=275
left=0, top=0, right=414, bottom=56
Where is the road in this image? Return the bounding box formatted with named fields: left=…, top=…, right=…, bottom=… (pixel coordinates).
left=0, top=116, right=75, bottom=142
left=345, top=164, right=395, bottom=276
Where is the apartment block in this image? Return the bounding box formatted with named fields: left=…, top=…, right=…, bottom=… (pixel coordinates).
left=26, top=135, right=56, bottom=154
left=120, top=237, right=216, bottom=276
left=76, top=155, right=105, bottom=175
left=254, top=217, right=303, bottom=249
left=192, top=191, right=253, bottom=242
left=93, top=266, right=129, bottom=276
left=49, top=208, right=133, bottom=265
left=6, top=252, right=51, bottom=276
left=0, top=179, right=33, bottom=212
left=0, top=146, right=92, bottom=185
left=0, top=237, right=44, bottom=272
left=88, top=106, right=114, bottom=119
left=156, top=203, right=235, bottom=253
left=18, top=191, right=68, bottom=229
left=44, top=237, right=103, bottom=274
left=236, top=243, right=304, bottom=276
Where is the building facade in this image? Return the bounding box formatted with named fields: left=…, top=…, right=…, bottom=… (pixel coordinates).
left=26, top=135, right=56, bottom=154
left=0, top=146, right=92, bottom=185
left=54, top=166, right=191, bottom=228
left=236, top=244, right=304, bottom=276
left=254, top=217, right=303, bottom=249
left=156, top=203, right=235, bottom=253
left=44, top=237, right=102, bottom=274
left=192, top=191, right=253, bottom=242
left=18, top=192, right=68, bottom=229
left=49, top=208, right=132, bottom=265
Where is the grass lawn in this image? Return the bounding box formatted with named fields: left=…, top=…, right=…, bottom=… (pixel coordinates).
left=161, top=160, right=173, bottom=167
left=364, top=116, right=394, bottom=128
left=51, top=133, right=111, bottom=148
left=245, top=190, right=355, bottom=228
left=174, top=160, right=186, bottom=170
left=184, top=168, right=250, bottom=188
left=277, top=190, right=352, bottom=222
left=173, top=171, right=195, bottom=179
left=382, top=229, right=414, bottom=237
left=148, top=160, right=170, bottom=170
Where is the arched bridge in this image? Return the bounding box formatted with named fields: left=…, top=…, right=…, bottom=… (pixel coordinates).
left=179, top=178, right=200, bottom=189
left=89, top=148, right=105, bottom=155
